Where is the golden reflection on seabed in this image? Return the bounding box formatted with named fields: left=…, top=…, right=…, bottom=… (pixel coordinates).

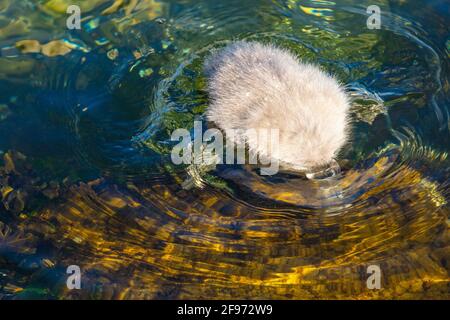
left=1, top=150, right=447, bottom=299
left=0, top=0, right=449, bottom=300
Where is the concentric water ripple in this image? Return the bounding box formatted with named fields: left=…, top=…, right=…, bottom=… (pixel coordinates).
left=0, top=0, right=448, bottom=299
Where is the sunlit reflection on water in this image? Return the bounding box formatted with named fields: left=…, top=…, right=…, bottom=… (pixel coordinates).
left=0, top=0, right=448, bottom=299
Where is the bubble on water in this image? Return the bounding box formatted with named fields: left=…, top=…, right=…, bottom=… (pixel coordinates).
left=107, top=48, right=119, bottom=60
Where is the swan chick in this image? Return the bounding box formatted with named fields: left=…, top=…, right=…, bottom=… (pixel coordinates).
left=204, top=41, right=350, bottom=171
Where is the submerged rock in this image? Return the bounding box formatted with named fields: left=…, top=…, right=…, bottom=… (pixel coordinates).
left=41, top=40, right=72, bottom=57
left=0, top=151, right=63, bottom=215
left=15, top=40, right=41, bottom=54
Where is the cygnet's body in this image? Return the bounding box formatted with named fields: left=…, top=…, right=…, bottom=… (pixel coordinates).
left=204, top=41, right=350, bottom=170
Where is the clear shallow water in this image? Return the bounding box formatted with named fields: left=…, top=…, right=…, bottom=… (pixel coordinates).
left=0, top=0, right=449, bottom=299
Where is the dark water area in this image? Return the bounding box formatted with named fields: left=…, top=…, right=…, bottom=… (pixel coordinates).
left=0, top=0, right=449, bottom=299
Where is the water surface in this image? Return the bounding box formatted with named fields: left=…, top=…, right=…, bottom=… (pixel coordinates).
left=0, top=0, right=449, bottom=299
